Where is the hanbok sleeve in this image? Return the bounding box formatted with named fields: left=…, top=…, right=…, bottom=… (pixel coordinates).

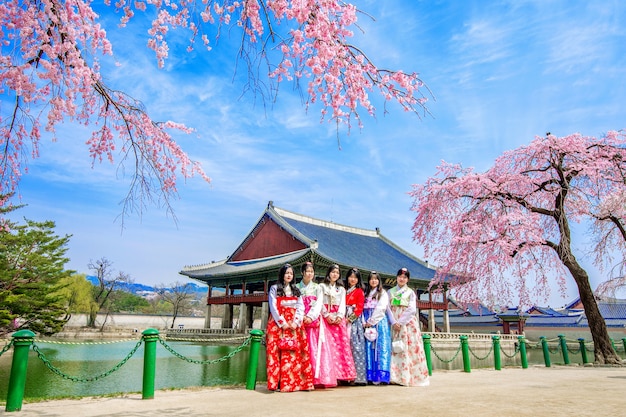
left=353, top=289, right=365, bottom=317
left=306, top=284, right=324, bottom=321
left=337, top=287, right=347, bottom=318
left=268, top=286, right=287, bottom=327
left=294, top=295, right=305, bottom=326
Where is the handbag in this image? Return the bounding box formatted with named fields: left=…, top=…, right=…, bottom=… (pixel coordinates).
left=392, top=339, right=405, bottom=353
left=364, top=327, right=378, bottom=342
left=278, top=336, right=299, bottom=351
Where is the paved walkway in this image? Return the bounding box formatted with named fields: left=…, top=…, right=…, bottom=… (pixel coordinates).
left=5, top=366, right=625, bottom=416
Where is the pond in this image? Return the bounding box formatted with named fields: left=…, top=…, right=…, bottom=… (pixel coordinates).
left=0, top=339, right=266, bottom=400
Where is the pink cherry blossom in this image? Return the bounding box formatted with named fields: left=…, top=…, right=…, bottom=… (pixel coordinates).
left=410, top=131, right=626, bottom=364
left=1, top=0, right=428, bottom=216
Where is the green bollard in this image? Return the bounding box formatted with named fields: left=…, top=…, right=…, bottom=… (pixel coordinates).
left=518, top=336, right=528, bottom=369
left=142, top=328, right=159, bottom=400
left=5, top=330, right=36, bottom=412
left=578, top=338, right=588, bottom=364
left=460, top=335, right=471, bottom=373
left=492, top=335, right=501, bottom=371
left=540, top=336, right=551, bottom=367
left=622, top=338, right=626, bottom=354
left=246, top=329, right=265, bottom=390
left=558, top=334, right=570, bottom=365
left=422, top=334, right=432, bottom=376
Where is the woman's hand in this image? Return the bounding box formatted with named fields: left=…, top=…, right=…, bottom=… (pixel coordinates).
left=303, top=316, right=312, bottom=325
left=393, top=322, right=402, bottom=331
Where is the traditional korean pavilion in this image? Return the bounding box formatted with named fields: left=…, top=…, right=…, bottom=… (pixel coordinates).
left=180, top=201, right=451, bottom=331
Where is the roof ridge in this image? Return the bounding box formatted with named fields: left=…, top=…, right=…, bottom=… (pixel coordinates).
left=273, top=205, right=379, bottom=237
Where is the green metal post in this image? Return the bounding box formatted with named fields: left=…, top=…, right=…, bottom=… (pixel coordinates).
left=246, top=329, right=264, bottom=390
left=578, top=338, right=588, bottom=364
left=518, top=336, right=528, bottom=369
left=5, top=330, right=36, bottom=412
left=622, top=338, right=626, bottom=354
left=540, top=336, right=551, bottom=367
left=558, top=334, right=570, bottom=365
left=460, top=335, right=471, bottom=373
left=422, top=334, right=432, bottom=376
left=492, top=335, right=501, bottom=371
left=142, top=328, right=159, bottom=400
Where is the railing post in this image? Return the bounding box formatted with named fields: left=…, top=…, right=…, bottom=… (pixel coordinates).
left=492, top=335, right=501, bottom=370
left=246, top=329, right=264, bottom=390
left=422, top=334, right=432, bottom=376
left=517, top=336, right=528, bottom=369
left=142, top=328, right=159, bottom=399
left=558, top=334, right=570, bottom=365
left=578, top=338, right=589, bottom=364
left=5, top=330, right=36, bottom=412
left=460, top=335, right=471, bottom=373
left=622, top=338, right=626, bottom=354
left=540, top=336, right=551, bottom=367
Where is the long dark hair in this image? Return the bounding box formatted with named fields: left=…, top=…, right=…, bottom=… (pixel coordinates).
left=323, top=264, right=344, bottom=287
left=344, top=267, right=362, bottom=290
left=300, top=261, right=315, bottom=276
left=365, top=271, right=383, bottom=300
left=276, top=263, right=301, bottom=297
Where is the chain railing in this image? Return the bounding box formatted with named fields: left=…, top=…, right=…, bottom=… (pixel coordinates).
left=430, top=343, right=462, bottom=364
left=0, top=340, right=13, bottom=358
left=2, top=328, right=266, bottom=412
left=31, top=339, right=143, bottom=382
left=158, top=336, right=250, bottom=365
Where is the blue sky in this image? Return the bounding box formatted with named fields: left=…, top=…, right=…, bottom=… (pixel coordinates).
left=7, top=0, right=626, bottom=307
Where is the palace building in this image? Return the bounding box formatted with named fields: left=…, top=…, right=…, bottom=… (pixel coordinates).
left=180, top=201, right=452, bottom=331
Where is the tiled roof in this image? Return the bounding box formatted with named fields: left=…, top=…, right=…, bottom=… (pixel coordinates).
left=181, top=202, right=438, bottom=286
left=272, top=206, right=436, bottom=280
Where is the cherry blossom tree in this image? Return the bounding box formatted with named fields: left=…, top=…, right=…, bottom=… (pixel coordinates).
left=1, top=0, right=429, bottom=216
left=410, top=132, right=626, bottom=364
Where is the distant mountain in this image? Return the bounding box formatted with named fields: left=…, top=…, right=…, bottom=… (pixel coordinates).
left=85, top=276, right=208, bottom=295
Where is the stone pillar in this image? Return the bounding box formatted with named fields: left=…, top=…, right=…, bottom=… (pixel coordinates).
left=238, top=303, right=248, bottom=331
left=204, top=304, right=212, bottom=329
left=428, top=308, right=436, bottom=332
left=443, top=309, right=451, bottom=333
left=222, top=304, right=233, bottom=329
left=246, top=305, right=255, bottom=329
left=261, top=301, right=269, bottom=330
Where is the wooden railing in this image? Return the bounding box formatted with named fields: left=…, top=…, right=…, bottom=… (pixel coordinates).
left=207, top=293, right=268, bottom=305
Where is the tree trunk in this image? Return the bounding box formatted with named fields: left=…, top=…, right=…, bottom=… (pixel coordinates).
left=562, top=254, right=621, bottom=364
left=87, top=306, right=98, bottom=328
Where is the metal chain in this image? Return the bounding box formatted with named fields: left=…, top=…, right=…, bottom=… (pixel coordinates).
left=547, top=346, right=559, bottom=354
left=566, top=346, right=581, bottom=354
left=165, top=336, right=249, bottom=343
left=499, top=344, right=520, bottom=358
left=157, top=336, right=251, bottom=365
left=430, top=344, right=462, bottom=363
left=31, top=339, right=143, bottom=382
left=37, top=338, right=139, bottom=345
left=468, top=344, right=493, bottom=360
left=0, top=340, right=13, bottom=358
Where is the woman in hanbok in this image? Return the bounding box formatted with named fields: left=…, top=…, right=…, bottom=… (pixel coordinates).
left=344, top=267, right=367, bottom=385
left=318, top=264, right=357, bottom=386
left=296, top=261, right=329, bottom=385
left=266, top=264, right=314, bottom=392
left=362, top=271, right=392, bottom=384
left=387, top=267, right=430, bottom=387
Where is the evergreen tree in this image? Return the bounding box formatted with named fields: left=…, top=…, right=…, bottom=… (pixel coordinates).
left=0, top=215, right=73, bottom=336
